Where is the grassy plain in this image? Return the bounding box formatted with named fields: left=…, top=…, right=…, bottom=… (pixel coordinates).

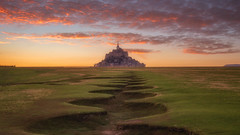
left=0, top=67, right=239, bottom=135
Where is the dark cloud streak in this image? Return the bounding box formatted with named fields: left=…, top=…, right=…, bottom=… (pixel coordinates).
left=2, top=31, right=174, bottom=46
left=124, top=49, right=160, bottom=54
left=182, top=38, right=240, bottom=54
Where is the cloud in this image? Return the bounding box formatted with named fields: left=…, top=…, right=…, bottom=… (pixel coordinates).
left=124, top=48, right=160, bottom=54
left=3, top=31, right=174, bottom=45
left=0, top=41, right=9, bottom=44
left=3, top=31, right=239, bottom=55
left=182, top=38, right=240, bottom=54
left=2, top=32, right=91, bottom=40
left=94, top=33, right=175, bottom=45
left=46, top=33, right=91, bottom=39
left=0, top=0, right=239, bottom=37
left=183, top=47, right=240, bottom=55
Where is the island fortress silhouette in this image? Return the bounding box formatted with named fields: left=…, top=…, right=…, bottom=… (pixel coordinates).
left=94, top=43, right=145, bottom=67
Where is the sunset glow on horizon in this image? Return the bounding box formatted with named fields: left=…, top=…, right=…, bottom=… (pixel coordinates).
left=0, top=0, right=240, bottom=67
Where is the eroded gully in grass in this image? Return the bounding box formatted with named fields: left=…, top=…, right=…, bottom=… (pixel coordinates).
left=28, top=72, right=197, bottom=135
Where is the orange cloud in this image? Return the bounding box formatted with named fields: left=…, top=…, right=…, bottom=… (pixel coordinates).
left=0, top=41, right=9, bottom=44
left=0, top=0, right=239, bottom=39
left=45, top=33, right=91, bottom=39
left=107, top=42, right=116, bottom=46
left=138, top=11, right=178, bottom=23
left=163, top=17, right=178, bottom=22
left=0, top=0, right=214, bottom=29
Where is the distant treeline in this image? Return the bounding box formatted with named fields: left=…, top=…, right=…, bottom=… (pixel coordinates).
left=0, top=65, right=16, bottom=67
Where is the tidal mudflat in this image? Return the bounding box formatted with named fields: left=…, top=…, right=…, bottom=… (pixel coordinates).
left=0, top=67, right=239, bottom=135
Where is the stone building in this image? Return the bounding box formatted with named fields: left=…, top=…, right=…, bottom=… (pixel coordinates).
left=94, top=43, right=145, bottom=67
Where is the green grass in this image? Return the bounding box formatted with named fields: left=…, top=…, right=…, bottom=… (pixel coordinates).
left=134, top=67, right=240, bottom=135
left=0, top=67, right=114, bottom=134
left=0, top=67, right=239, bottom=135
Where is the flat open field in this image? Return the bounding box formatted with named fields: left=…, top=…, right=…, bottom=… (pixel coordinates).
left=0, top=67, right=239, bottom=135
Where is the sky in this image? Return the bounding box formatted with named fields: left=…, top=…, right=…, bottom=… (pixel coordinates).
left=0, top=0, right=240, bottom=67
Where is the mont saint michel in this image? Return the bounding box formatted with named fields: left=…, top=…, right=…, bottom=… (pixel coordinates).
left=94, top=43, right=145, bottom=67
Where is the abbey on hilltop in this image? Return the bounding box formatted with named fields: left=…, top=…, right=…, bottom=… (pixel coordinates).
left=94, top=43, right=145, bottom=67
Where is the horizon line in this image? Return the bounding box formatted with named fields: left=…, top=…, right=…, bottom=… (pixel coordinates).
left=1, top=66, right=234, bottom=68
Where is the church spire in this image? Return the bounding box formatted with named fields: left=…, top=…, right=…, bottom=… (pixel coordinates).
left=117, top=41, right=120, bottom=49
